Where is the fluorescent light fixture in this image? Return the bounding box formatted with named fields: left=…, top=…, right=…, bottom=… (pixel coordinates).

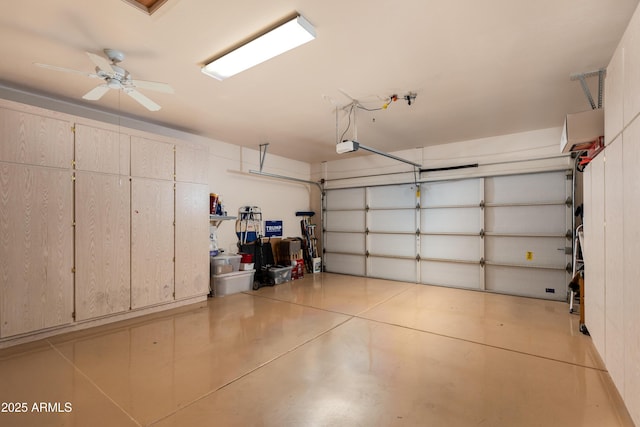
left=202, top=14, right=316, bottom=80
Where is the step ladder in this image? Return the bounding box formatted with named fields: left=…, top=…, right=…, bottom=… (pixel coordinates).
left=569, top=224, right=589, bottom=334
left=569, top=224, right=584, bottom=314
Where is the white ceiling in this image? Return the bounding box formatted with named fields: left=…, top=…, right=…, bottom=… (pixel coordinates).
left=1, top=0, right=637, bottom=164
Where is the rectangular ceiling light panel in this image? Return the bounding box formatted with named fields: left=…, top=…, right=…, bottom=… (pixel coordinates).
left=202, top=15, right=316, bottom=80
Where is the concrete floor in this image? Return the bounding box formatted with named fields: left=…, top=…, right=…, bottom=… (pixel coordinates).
left=0, top=273, right=633, bottom=426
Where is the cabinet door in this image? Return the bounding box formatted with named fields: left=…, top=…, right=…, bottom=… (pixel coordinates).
left=75, top=172, right=131, bottom=320
left=131, top=136, right=174, bottom=180
left=175, top=144, right=208, bottom=184
left=75, top=124, right=130, bottom=175
left=0, top=164, right=73, bottom=337
left=175, top=182, right=209, bottom=299
left=131, top=179, right=174, bottom=308
left=0, top=108, right=72, bottom=168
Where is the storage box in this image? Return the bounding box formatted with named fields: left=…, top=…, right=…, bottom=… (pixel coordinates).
left=240, top=262, right=254, bottom=271
left=312, top=257, right=322, bottom=273
left=267, top=265, right=292, bottom=284
left=278, top=238, right=302, bottom=264
left=210, top=254, right=242, bottom=271
left=214, top=264, right=233, bottom=275
left=211, top=270, right=255, bottom=297
left=560, top=109, right=604, bottom=153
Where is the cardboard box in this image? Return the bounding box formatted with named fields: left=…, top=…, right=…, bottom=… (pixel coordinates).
left=278, top=238, right=303, bottom=264
left=560, top=109, right=604, bottom=153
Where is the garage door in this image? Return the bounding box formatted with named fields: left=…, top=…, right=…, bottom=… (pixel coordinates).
left=323, top=171, right=571, bottom=300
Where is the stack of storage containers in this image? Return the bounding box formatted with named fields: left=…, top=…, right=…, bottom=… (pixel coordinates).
left=210, top=254, right=255, bottom=297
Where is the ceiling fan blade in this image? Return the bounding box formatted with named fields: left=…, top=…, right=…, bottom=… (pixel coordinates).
left=86, top=52, right=114, bottom=73
left=33, top=62, right=101, bottom=79
left=125, top=89, right=161, bottom=111
left=130, top=79, right=174, bottom=94
left=83, top=85, right=110, bottom=100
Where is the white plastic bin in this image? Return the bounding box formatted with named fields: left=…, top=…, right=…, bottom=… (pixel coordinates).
left=211, top=270, right=255, bottom=297
left=210, top=254, right=242, bottom=271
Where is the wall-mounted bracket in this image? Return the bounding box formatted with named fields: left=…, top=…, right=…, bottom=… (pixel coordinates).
left=570, top=68, right=606, bottom=110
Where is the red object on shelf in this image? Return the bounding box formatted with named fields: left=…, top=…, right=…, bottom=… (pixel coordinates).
left=239, top=253, right=253, bottom=263
left=578, top=136, right=605, bottom=166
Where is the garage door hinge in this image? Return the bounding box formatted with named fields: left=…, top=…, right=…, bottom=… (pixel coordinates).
left=566, top=263, right=572, bottom=273
left=71, top=267, right=76, bottom=273
left=416, top=254, right=421, bottom=261
left=365, top=251, right=370, bottom=257
left=479, top=229, right=485, bottom=238
left=416, top=229, right=420, bottom=236
left=480, top=258, right=485, bottom=267
left=416, top=203, right=421, bottom=209
left=72, top=311, right=75, bottom=320
left=365, top=228, right=369, bottom=235
left=479, top=200, right=485, bottom=209
left=71, top=125, right=76, bottom=133
left=365, top=205, right=370, bottom=212
left=565, top=229, right=572, bottom=239
left=565, top=197, right=572, bottom=207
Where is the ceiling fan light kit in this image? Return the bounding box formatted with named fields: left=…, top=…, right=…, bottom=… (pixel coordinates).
left=34, top=48, right=173, bottom=111
left=201, top=14, right=316, bottom=81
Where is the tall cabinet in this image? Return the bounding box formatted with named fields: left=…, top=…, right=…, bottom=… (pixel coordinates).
left=130, top=136, right=175, bottom=309
left=0, top=101, right=209, bottom=343
left=175, top=144, right=209, bottom=299
left=0, top=109, right=75, bottom=336
left=74, top=124, right=131, bottom=320
left=583, top=4, right=640, bottom=424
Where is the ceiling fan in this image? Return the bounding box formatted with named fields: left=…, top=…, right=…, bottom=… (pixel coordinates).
left=34, top=48, right=173, bottom=111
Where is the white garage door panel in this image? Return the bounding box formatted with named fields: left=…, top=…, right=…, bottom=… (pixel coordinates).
left=368, top=209, right=416, bottom=233
left=370, top=234, right=416, bottom=258
left=324, top=232, right=365, bottom=254
left=485, top=236, right=567, bottom=267
left=485, top=205, right=566, bottom=234
left=421, top=261, right=482, bottom=289
left=325, top=210, right=365, bottom=232
left=421, top=208, right=482, bottom=233
left=421, top=235, right=482, bottom=261
left=485, top=265, right=566, bottom=300
left=421, top=179, right=482, bottom=207
left=325, top=253, right=365, bottom=276
left=368, top=185, right=416, bottom=208
left=368, top=257, right=416, bottom=282
left=325, top=188, right=365, bottom=210
left=486, top=172, right=566, bottom=203
left=324, top=169, right=568, bottom=301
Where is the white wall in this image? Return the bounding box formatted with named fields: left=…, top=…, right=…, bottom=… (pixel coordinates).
left=208, top=143, right=312, bottom=252
left=314, top=126, right=570, bottom=188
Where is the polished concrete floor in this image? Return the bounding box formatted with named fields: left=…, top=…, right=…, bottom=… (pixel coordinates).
left=0, top=273, right=634, bottom=426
